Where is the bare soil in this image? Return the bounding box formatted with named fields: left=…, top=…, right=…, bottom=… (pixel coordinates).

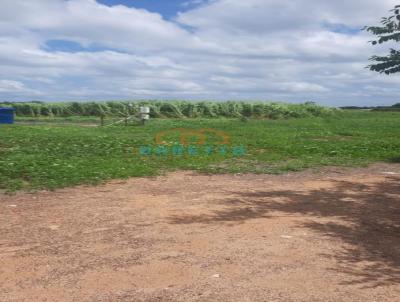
left=1, top=164, right=400, bottom=302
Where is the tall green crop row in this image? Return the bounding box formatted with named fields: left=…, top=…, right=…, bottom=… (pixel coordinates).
left=0, top=101, right=336, bottom=119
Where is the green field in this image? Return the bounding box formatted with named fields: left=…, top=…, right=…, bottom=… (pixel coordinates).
left=1, top=110, right=399, bottom=192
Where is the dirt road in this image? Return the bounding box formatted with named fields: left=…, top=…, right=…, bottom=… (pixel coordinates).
left=1, top=164, right=399, bottom=301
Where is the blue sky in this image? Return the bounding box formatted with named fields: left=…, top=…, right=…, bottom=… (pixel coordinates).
left=0, top=0, right=399, bottom=106
left=97, top=0, right=200, bottom=19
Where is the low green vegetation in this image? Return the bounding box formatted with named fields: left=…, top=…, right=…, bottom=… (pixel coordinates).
left=0, top=100, right=336, bottom=119
left=0, top=110, right=399, bottom=192
left=341, top=103, right=400, bottom=111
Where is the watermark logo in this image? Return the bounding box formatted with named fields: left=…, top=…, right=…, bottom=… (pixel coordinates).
left=138, top=128, right=246, bottom=157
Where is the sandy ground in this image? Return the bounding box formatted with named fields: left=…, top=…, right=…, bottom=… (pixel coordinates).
left=0, top=164, right=400, bottom=302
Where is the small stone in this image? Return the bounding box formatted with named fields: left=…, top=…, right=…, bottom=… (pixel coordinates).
left=8, top=205, right=17, bottom=207
left=212, top=274, right=220, bottom=278
left=382, top=172, right=398, bottom=175
left=158, top=251, right=185, bottom=259
left=280, top=235, right=292, bottom=239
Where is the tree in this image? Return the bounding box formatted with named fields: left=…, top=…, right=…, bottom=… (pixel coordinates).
left=364, top=5, right=400, bottom=74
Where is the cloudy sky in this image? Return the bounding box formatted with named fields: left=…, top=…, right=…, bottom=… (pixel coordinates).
left=0, top=0, right=399, bottom=106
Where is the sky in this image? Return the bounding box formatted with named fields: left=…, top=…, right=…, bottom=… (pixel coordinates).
left=0, top=0, right=399, bottom=106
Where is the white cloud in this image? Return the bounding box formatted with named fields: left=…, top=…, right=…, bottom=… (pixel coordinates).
left=0, top=80, right=41, bottom=97
left=0, top=80, right=25, bottom=92
left=0, top=0, right=399, bottom=105
left=181, top=0, right=210, bottom=8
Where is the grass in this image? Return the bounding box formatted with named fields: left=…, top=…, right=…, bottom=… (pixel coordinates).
left=1, top=110, right=400, bottom=192
left=15, top=116, right=102, bottom=124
